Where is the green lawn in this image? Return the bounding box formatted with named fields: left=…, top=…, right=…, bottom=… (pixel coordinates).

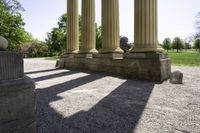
left=44, top=50, right=200, bottom=67
left=167, top=50, right=200, bottom=66
left=45, top=56, right=59, bottom=60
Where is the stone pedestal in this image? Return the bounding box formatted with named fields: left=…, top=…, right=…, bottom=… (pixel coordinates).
left=0, top=52, right=36, bottom=133
left=60, top=53, right=171, bottom=81
left=0, top=52, right=23, bottom=80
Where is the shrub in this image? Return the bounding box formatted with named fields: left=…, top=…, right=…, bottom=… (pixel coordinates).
left=21, top=41, right=50, bottom=58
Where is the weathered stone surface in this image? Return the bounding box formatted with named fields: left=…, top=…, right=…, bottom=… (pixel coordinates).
left=170, top=70, right=183, bottom=84
left=94, top=53, right=123, bottom=59
left=0, top=36, right=8, bottom=50
left=0, top=52, right=24, bottom=80
left=60, top=53, right=171, bottom=81
left=74, top=53, right=94, bottom=58
left=0, top=76, right=35, bottom=133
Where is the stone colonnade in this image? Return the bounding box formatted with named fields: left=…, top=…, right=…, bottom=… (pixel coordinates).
left=62, top=0, right=170, bottom=81
left=66, top=0, right=164, bottom=54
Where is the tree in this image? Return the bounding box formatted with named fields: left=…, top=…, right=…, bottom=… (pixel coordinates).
left=194, top=12, right=200, bottom=39
left=120, top=36, right=131, bottom=52
left=21, top=40, right=49, bottom=58
left=194, top=38, right=200, bottom=53
left=0, top=0, right=24, bottom=14
left=46, top=13, right=103, bottom=53
left=0, top=0, right=30, bottom=51
left=172, top=37, right=184, bottom=52
left=162, top=38, right=171, bottom=52
left=46, top=28, right=66, bottom=54
left=96, top=26, right=102, bottom=50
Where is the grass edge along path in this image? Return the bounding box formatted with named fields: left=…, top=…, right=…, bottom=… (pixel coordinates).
left=167, top=50, right=200, bottom=66
left=44, top=50, right=200, bottom=67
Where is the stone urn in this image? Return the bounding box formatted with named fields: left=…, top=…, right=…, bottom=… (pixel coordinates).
left=0, top=36, right=8, bottom=50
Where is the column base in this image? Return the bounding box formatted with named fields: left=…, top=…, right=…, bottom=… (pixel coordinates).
left=66, top=49, right=79, bottom=54
left=99, top=47, right=124, bottom=54
left=130, top=47, right=164, bottom=53
left=78, top=49, right=98, bottom=54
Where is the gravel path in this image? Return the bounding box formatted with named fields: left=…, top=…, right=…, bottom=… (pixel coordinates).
left=24, top=58, right=200, bottom=133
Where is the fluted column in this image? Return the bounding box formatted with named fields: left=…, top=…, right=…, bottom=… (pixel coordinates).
left=131, top=0, right=163, bottom=53
left=66, top=0, right=79, bottom=54
left=99, top=0, right=123, bottom=53
left=79, top=0, right=98, bottom=54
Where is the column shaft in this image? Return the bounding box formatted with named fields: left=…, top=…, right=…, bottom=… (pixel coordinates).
left=67, top=0, right=79, bottom=53
left=131, top=0, right=163, bottom=52
left=80, top=0, right=98, bottom=54
left=100, top=0, right=123, bottom=53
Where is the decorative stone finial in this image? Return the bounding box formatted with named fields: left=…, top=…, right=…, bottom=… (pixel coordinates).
left=0, top=36, right=8, bottom=50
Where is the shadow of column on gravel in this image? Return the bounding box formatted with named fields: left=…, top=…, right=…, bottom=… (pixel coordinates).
left=36, top=72, right=155, bottom=133
left=32, top=70, right=78, bottom=82
left=25, top=69, right=59, bottom=75
left=36, top=72, right=106, bottom=132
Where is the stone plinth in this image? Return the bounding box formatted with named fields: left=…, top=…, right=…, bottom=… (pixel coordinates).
left=0, top=52, right=36, bottom=133
left=0, top=52, right=24, bottom=80
left=60, top=53, right=171, bottom=81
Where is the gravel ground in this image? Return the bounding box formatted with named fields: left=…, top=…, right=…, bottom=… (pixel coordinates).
left=24, top=58, right=200, bottom=133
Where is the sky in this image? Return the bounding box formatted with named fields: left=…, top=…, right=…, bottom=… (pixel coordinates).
left=18, top=0, right=200, bottom=43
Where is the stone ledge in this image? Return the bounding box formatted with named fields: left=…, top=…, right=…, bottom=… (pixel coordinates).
left=123, top=53, right=168, bottom=59
left=0, top=76, right=36, bottom=133
left=60, top=53, right=171, bottom=81
left=0, top=51, right=24, bottom=80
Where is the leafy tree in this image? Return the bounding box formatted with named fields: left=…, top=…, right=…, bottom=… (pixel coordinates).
left=120, top=36, right=131, bottom=52
left=46, top=13, right=102, bottom=53
left=96, top=26, right=102, bottom=50
left=46, top=28, right=66, bottom=54
left=21, top=40, right=50, bottom=58
left=194, top=38, right=200, bottom=53
left=162, top=38, right=171, bottom=52
left=194, top=12, right=200, bottom=39
left=0, top=0, right=24, bottom=14
left=172, top=37, right=184, bottom=52
left=0, top=0, right=30, bottom=51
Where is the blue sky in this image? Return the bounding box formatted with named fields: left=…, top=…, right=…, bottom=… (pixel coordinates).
left=18, top=0, right=200, bottom=43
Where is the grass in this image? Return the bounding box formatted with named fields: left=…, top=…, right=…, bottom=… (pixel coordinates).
left=44, top=50, right=200, bottom=67
left=45, top=56, right=59, bottom=60
left=167, top=50, right=200, bottom=66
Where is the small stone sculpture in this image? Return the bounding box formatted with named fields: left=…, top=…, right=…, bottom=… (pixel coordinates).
left=170, top=70, right=183, bottom=84
left=0, top=36, right=8, bottom=50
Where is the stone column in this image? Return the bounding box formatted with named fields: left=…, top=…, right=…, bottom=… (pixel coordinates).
left=66, top=0, right=79, bottom=54
left=79, top=0, right=98, bottom=54
left=99, top=0, right=123, bottom=53
left=131, top=0, right=163, bottom=53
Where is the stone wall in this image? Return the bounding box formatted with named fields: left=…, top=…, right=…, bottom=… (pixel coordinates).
left=0, top=52, right=35, bottom=133
left=60, top=53, right=171, bottom=82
